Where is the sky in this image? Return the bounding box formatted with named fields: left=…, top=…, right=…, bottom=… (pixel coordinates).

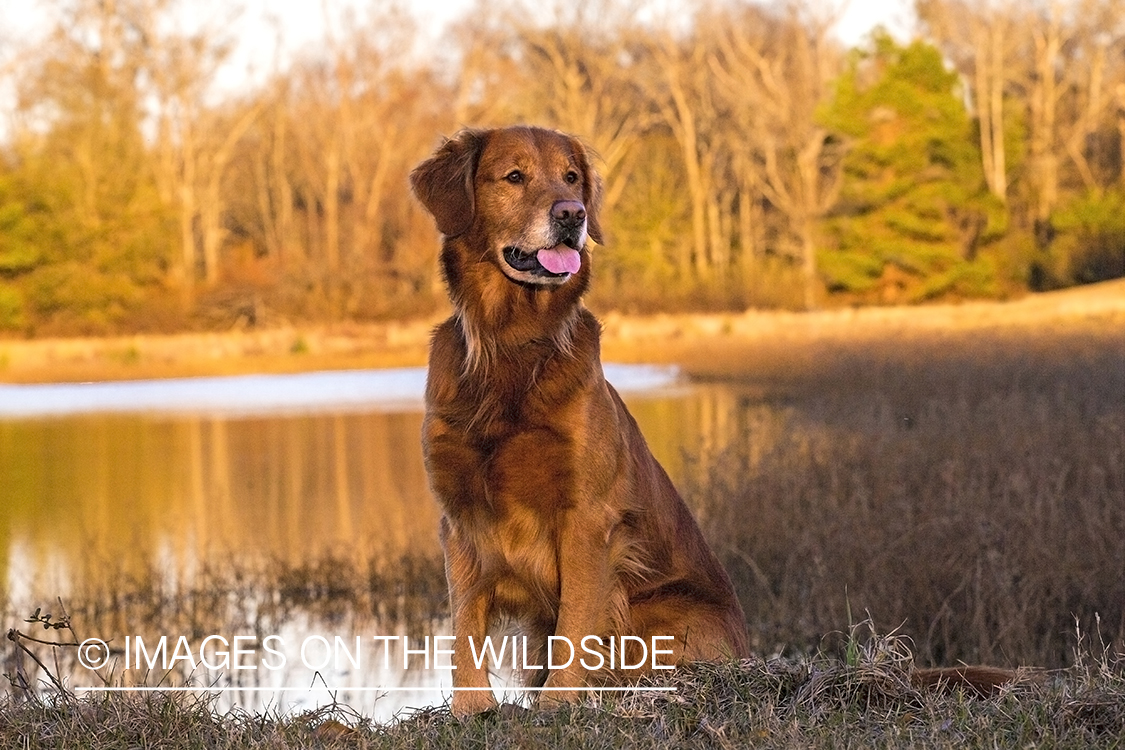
left=2, top=0, right=917, bottom=70
left=184, top=0, right=919, bottom=93
left=835, top=0, right=916, bottom=45
left=242, top=0, right=918, bottom=65
left=0, top=0, right=916, bottom=135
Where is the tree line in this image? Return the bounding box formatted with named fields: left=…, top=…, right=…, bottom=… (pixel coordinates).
left=0, top=0, right=1122, bottom=335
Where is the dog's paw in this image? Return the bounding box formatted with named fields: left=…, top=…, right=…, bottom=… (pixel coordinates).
left=450, top=690, right=500, bottom=719
left=536, top=689, right=582, bottom=711
left=538, top=672, right=583, bottom=709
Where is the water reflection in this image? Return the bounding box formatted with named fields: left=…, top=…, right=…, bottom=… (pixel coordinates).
left=2, top=411, right=440, bottom=593
left=0, top=366, right=756, bottom=719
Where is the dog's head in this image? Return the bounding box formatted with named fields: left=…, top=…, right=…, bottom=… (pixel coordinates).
left=411, top=126, right=603, bottom=287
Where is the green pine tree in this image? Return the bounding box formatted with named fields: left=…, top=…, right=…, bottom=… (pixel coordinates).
left=820, top=32, right=1006, bottom=304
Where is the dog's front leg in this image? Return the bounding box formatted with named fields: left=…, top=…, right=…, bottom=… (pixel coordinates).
left=441, top=519, right=498, bottom=718
left=540, top=512, right=614, bottom=706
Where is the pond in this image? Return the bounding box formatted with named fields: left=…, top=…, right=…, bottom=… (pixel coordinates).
left=0, top=365, right=764, bottom=720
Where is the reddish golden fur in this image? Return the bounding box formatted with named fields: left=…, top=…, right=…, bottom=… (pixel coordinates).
left=411, top=126, right=749, bottom=716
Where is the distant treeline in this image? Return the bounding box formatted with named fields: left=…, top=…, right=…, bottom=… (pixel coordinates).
left=1, top=0, right=1123, bottom=335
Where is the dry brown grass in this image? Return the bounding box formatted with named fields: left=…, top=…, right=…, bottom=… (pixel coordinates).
left=4, top=620, right=1122, bottom=748
left=598, top=277, right=1125, bottom=380
left=678, top=316, right=1124, bottom=670
left=0, top=322, right=436, bottom=384
left=2, top=278, right=1122, bottom=384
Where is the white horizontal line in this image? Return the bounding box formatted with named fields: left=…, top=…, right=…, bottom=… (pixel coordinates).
left=75, top=686, right=676, bottom=693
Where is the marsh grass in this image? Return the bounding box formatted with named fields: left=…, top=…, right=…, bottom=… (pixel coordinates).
left=687, top=324, right=1125, bottom=670
left=3, top=620, right=1122, bottom=748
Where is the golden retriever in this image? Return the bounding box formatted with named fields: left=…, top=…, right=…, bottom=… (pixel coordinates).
left=411, top=125, right=749, bottom=716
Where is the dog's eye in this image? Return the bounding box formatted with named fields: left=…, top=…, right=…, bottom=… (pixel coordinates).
left=565, top=171, right=580, bottom=184
left=505, top=170, right=523, bottom=184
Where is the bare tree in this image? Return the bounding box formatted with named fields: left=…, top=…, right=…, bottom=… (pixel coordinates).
left=447, top=0, right=655, bottom=226
left=923, top=0, right=1125, bottom=235
left=1025, top=0, right=1065, bottom=228
left=250, top=76, right=296, bottom=263
left=646, top=27, right=720, bottom=277
left=710, top=2, right=847, bottom=309
left=1058, top=0, right=1125, bottom=193
left=512, top=23, right=653, bottom=216
left=145, top=2, right=268, bottom=292
left=919, top=0, right=1019, bottom=203
left=1019, top=0, right=1118, bottom=228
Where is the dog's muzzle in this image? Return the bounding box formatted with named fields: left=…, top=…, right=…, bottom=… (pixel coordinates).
left=502, top=200, right=587, bottom=279
left=503, top=244, right=580, bottom=278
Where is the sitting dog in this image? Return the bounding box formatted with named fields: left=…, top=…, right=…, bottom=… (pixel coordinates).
left=411, top=125, right=749, bottom=717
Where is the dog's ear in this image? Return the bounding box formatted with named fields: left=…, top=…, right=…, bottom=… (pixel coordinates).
left=410, top=129, right=486, bottom=238
left=568, top=136, right=604, bottom=245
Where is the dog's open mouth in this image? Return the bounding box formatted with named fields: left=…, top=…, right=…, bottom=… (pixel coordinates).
left=503, top=245, right=581, bottom=278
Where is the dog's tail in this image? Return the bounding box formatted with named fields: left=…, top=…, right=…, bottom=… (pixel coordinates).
left=911, top=666, right=1035, bottom=697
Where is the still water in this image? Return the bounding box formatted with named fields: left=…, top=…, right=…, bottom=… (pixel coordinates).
left=0, top=365, right=759, bottom=720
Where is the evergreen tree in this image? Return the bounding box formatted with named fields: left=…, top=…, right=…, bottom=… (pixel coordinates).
left=821, top=32, right=1006, bottom=303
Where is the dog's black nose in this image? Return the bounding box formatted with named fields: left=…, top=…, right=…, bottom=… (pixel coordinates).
left=551, top=200, right=586, bottom=228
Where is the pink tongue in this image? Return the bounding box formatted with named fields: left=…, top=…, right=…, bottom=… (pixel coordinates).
left=537, top=245, right=581, bottom=274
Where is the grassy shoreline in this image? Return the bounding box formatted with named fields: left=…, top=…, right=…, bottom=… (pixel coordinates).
left=4, top=632, right=1122, bottom=748
left=0, top=279, right=1122, bottom=384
